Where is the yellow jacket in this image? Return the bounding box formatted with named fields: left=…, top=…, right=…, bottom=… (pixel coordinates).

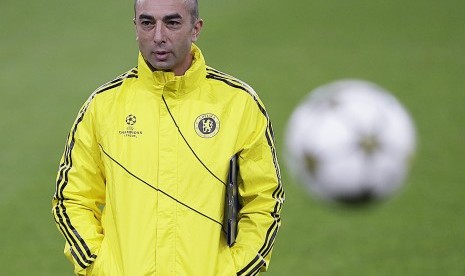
left=52, top=45, right=284, bottom=276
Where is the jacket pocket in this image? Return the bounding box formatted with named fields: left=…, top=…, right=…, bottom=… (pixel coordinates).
left=216, top=244, right=237, bottom=276
left=87, top=239, right=107, bottom=275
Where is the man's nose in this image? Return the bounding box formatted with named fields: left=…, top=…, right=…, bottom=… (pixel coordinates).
left=153, top=24, right=165, bottom=44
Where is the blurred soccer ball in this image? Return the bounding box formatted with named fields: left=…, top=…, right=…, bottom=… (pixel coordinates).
left=285, top=80, right=416, bottom=204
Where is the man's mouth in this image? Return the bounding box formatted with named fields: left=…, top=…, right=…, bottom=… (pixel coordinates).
left=154, top=51, right=169, bottom=61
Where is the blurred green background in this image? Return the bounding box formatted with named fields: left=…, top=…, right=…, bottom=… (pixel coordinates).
left=1, top=0, right=464, bottom=275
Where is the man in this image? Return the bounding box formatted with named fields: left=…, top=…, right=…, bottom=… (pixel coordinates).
left=52, top=0, right=284, bottom=275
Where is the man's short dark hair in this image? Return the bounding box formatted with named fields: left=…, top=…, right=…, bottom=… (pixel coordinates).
left=134, top=0, right=199, bottom=24
left=185, top=0, right=199, bottom=24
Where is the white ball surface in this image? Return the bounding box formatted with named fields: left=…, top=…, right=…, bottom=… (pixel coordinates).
left=285, top=80, right=416, bottom=204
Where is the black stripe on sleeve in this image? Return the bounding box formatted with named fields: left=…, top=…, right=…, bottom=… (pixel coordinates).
left=207, top=68, right=285, bottom=270
left=54, top=109, right=97, bottom=267
left=70, top=247, right=89, bottom=269
left=237, top=253, right=266, bottom=276
left=53, top=70, right=132, bottom=268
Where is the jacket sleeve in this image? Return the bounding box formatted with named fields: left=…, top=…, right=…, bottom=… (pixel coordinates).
left=231, top=99, right=285, bottom=275
left=52, top=97, right=105, bottom=275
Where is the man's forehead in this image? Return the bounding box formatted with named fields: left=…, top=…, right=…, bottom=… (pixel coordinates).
left=136, top=0, right=190, bottom=17
left=136, top=0, right=188, bottom=10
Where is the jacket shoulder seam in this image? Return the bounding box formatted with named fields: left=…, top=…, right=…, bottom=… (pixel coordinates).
left=93, top=67, right=138, bottom=95
left=205, top=67, right=267, bottom=118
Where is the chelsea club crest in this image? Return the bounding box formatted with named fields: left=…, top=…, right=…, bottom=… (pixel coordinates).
left=194, top=113, right=220, bottom=138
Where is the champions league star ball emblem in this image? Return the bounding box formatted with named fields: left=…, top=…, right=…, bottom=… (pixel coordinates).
left=195, top=113, right=220, bottom=138
left=126, top=114, right=137, bottom=126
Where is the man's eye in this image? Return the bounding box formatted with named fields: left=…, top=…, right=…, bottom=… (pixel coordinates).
left=167, top=21, right=181, bottom=26
left=141, top=21, right=153, bottom=26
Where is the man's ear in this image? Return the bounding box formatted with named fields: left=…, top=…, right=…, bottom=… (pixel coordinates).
left=192, top=19, right=204, bottom=42
left=133, top=18, right=139, bottom=41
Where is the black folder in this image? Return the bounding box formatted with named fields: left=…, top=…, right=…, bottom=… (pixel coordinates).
left=224, top=154, right=240, bottom=247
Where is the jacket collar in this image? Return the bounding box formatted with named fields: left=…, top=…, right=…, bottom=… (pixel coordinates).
left=137, top=44, right=206, bottom=96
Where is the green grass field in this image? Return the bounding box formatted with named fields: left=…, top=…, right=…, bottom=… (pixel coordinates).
left=1, top=0, right=464, bottom=275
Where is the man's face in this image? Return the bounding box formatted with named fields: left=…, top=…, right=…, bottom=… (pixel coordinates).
left=134, top=0, right=202, bottom=75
